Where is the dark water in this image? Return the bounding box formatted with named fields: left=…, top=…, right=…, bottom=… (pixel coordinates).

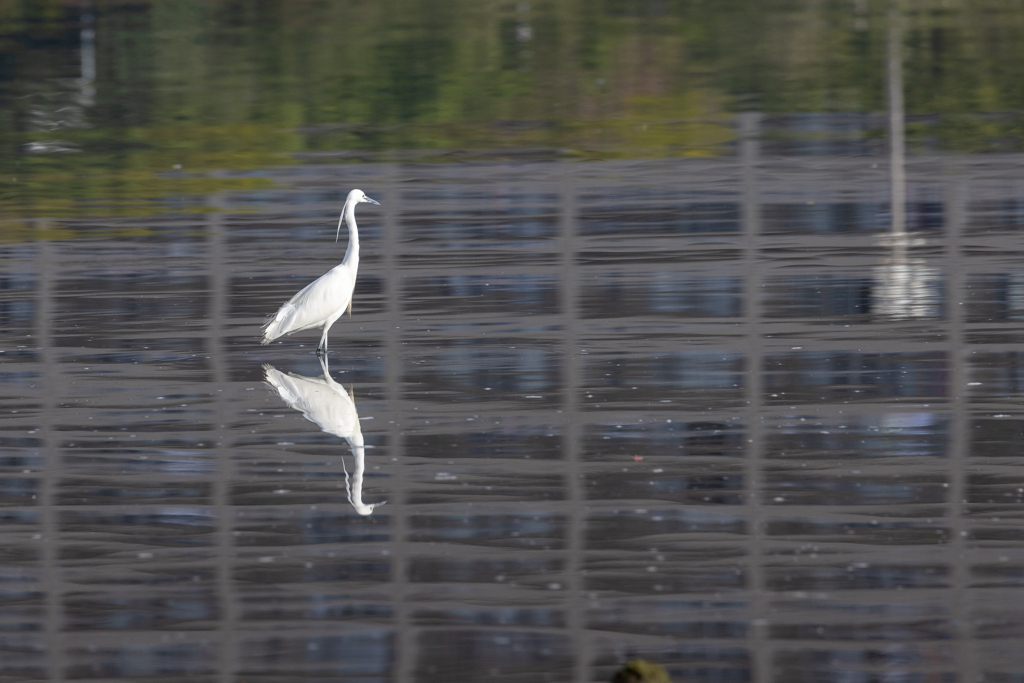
left=4, top=3, right=1024, bottom=683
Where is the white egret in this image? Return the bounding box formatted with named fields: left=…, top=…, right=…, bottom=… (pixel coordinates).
left=263, top=357, right=385, bottom=515
left=262, top=189, right=380, bottom=354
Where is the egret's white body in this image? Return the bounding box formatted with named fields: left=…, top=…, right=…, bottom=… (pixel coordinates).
left=263, top=357, right=384, bottom=515
left=262, top=189, right=379, bottom=353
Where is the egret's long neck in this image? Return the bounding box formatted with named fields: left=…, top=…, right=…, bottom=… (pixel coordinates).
left=350, top=444, right=365, bottom=506
left=345, top=436, right=373, bottom=515
left=342, top=201, right=359, bottom=267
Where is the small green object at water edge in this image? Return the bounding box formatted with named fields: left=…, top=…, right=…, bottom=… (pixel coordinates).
left=611, top=659, right=671, bottom=683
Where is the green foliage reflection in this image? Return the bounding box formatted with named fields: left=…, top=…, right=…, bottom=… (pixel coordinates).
left=1, top=0, right=1023, bottom=221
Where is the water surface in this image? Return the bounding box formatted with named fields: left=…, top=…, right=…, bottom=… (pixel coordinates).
left=3, top=153, right=1024, bottom=682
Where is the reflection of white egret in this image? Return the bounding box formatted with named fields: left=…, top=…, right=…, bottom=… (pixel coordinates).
left=262, top=189, right=380, bottom=355
left=263, top=356, right=385, bottom=515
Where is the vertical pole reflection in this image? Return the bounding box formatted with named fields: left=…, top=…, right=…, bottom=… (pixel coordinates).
left=209, top=194, right=237, bottom=683
left=78, top=12, right=96, bottom=108
left=382, top=163, right=414, bottom=682
left=37, top=232, right=64, bottom=682
left=738, top=113, right=768, bottom=683
left=560, top=163, right=589, bottom=683
left=888, top=5, right=907, bottom=239
left=944, top=164, right=976, bottom=683
left=877, top=5, right=917, bottom=318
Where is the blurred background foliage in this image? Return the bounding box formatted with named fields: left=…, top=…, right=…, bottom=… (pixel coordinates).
left=1, top=0, right=1023, bottom=218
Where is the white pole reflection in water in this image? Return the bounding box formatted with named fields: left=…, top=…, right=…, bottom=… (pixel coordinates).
left=263, top=357, right=385, bottom=515
left=888, top=5, right=906, bottom=240
left=22, top=14, right=96, bottom=153
left=80, top=14, right=96, bottom=108
left=875, top=6, right=938, bottom=319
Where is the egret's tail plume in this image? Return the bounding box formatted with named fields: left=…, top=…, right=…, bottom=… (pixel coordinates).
left=261, top=319, right=277, bottom=345
left=261, top=325, right=281, bottom=345
left=262, top=307, right=290, bottom=345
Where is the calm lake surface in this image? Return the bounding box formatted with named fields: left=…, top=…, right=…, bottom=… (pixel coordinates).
left=3, top=2, right=1024, bottom=682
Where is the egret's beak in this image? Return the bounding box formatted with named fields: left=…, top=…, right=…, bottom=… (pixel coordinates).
left=365, top=197, right=381, bottom=206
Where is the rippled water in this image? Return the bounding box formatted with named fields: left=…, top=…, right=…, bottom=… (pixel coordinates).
left=4, top=148, right=1024, bottom=682
left=4, top=1, right=1024, bottom=681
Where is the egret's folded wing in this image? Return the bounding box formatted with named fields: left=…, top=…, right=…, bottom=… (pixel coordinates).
left=263, top=365, right=358, bottom=438
left=263, top=268, right=352, bottom=341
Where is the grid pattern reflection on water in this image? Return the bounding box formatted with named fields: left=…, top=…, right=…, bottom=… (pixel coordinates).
left=4, top=143, right=1024, bottom=683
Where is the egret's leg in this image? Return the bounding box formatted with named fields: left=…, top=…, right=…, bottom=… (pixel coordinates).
left=317, top=326, right=330, bottom=356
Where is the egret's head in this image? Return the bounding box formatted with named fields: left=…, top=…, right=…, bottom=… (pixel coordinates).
left=338, top=189, right=382, bottom=241
left=351, top=189, right=380, bottom=206
left=354, top=500, right=386, bottom=516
